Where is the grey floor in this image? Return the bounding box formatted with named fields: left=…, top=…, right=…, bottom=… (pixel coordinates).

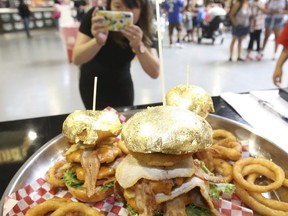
left=0, top=27, right=287, bottom=122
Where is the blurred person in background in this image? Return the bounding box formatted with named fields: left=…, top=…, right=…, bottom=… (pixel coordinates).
left=261, top=0, right=288, bottom=60
left=74, top=0, right=87, bottom=22
left=72, top=0, right=160, bottom=110
left=58, top=0, right=75, bottom=26
left=52, top=0, right=62, bottom=31
left=228, top=0, right=250, bottom=61
left=18, top=0, right=31, bottom=38
left=205, top=2, right=226, bottom=22
left=273, top=23, right=288, bottom=86
left=163, top=0, right=184, bottom=47
left=246, top=0, right=266, bottom=61
left=191, top=0, right=205, bottom=42
left=182, top=3, right=193, bottom=42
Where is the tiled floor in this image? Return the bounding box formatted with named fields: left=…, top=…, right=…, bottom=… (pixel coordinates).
left=0, top=27, right=287, bottom=122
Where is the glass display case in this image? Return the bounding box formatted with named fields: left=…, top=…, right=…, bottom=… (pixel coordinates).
left=0, top=8, right=55, bottom=33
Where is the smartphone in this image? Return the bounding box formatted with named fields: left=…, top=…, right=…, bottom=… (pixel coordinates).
left=97, top=10, right=133, bottom=31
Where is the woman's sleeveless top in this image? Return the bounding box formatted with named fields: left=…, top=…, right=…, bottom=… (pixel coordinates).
left=235, top=3, right=250, bottom=27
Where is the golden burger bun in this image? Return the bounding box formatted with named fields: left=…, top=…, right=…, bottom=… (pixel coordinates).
left=166, top=84, right=214, bottom=118
left=62, top=110, right=122, bottom=145
left=121, top=106, right=213, bottom=155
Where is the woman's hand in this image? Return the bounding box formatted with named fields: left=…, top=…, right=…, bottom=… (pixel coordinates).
left=273, top=65, right=283, bottom=87
left=120, top=25, right=144, bottom=51
left=91, top=8, right=109, bottom=46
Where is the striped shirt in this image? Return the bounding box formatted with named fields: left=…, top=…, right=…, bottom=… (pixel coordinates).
left=250, top=1, right=266, bottom=30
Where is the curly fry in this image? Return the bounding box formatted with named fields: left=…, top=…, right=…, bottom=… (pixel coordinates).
left=25, top=198, right=71, bottom=216
left=235, top=182, right=288, bottom=216
left=213, top=158, right=233, bottom=183
left=211, top=140, right=242, bottom=161
left=50, top=202, right=104, bottom=216
left=233, top=157, right=285, bottom=193
left=246, top=172, right=288, bottom=211
left=46, top=161, right=68, bottom=188
left=213, top=129, right=237, bottom=142
left=215, top=140, right=242, bottom=152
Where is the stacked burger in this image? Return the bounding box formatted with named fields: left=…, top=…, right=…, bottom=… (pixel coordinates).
left=165, top=84, right=215, bottom=118
left=46, top=109, right=128, bottom=202
left=115, top=106, right=234, bottom=215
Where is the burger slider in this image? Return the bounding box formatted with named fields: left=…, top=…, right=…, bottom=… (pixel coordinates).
left=166, top=84, right=214, bottom=118
left=115, top=106, right=235, bottom=215
left=47, top=110, right=126, bottom=202
left=63, top=110, right=122, bottom=145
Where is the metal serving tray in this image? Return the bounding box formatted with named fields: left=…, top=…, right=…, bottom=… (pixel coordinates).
left=1, top=112, right=288, bottom=215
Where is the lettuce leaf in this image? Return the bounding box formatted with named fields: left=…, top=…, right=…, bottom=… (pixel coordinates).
left=198, top=160, right=214, bottom=176
left=208, top=182, right=236, bottom=200
left=126, top=206, right=139, bottom=216
left=186, top=205, right=212, bottom=216
left=100, top=181, right=114, bottom=191
left=63, top=170, right=83, bottom=188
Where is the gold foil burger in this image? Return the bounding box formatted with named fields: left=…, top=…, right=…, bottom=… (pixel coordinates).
left=47, top=109, right=127, bottom=203
left=62, top=110, right=122, bottom=145
left=166, top=84, right=214, bottom=118
left=114, top=106, right=228, bottom=215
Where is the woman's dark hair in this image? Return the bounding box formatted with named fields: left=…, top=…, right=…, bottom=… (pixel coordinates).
left=106, top=0, right=154, bottom=47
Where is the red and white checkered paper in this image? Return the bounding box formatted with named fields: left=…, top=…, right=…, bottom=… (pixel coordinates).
left=3, top=141, right=253, bottom=216
left=3, top=107, right=253, bottom=215
left=4, top=178, right=128, bottom=216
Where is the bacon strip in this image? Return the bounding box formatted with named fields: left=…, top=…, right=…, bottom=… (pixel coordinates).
left=193, top=160, right=226, bottom=183
left=135, top=181, right=157, bottom=216
left=164, top=196, right=186, bottom=216
left=81, top=149, right=100, bottom=197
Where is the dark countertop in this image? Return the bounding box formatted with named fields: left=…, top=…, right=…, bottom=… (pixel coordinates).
left=0, top=96, right=246, bottom=198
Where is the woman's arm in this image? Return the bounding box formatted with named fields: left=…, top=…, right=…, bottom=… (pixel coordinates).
left=72, top=8, right=108, bottom=65
left=135, top=46, right=160, bottom=79
left=255, top=2, right=271, bottom=14
left=229, top=1, right=240, bottom=26
left=121, top=25, right=160, bottom=79
left=72, top=33, right=103, bottom=65
left=273, top=48, right=288, bottom=86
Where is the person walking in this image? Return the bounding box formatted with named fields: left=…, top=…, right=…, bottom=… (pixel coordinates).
left=72, top=0, right=160, bottom=110
left=261, top=0, right=288, bottom=60
left=191, top=0, right=205, bottom=43
left=246, top=0, right=266, bottom=61
left=228, top=0, right=250, bottom=61
left=52, top=0, right=61, bottom=31
left=18, top=0, right=31, bottom=38
left=182, top=3, right=193, bottom=42
left=163, top=0, right=184, bottom=47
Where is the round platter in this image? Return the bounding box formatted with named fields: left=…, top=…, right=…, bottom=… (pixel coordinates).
left=1, top=112, right=288, bottom=215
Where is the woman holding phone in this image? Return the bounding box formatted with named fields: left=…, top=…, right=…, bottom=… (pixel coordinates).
left=72, top=0, right=160, bottom=110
